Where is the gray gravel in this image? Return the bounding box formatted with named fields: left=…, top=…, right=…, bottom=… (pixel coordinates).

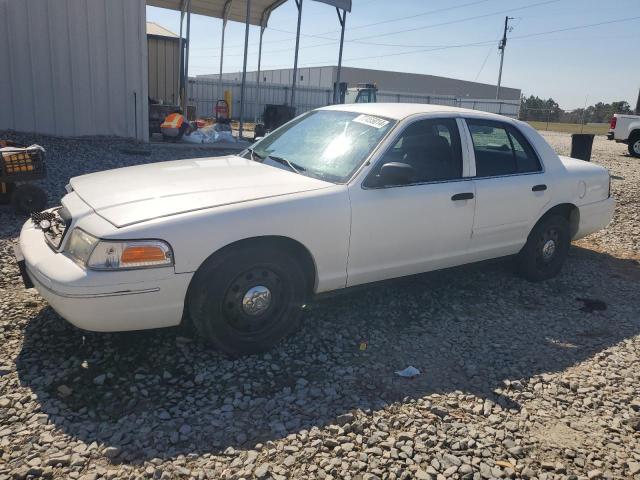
left=1, top=131, right=639, bottom=480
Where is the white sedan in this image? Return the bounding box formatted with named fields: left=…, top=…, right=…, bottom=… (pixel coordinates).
left=16, top=104, right=615, bottom=355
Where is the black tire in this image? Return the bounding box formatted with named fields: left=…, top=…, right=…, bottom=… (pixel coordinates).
left=187, top=245, right=308, bottom=356
left=628, top=134, right=640, bottom=158
left=11, top=184, right=47, bottom=214
left=516, top=214, right=570, bottom=282
left=0, top=182, right=16, bottom=204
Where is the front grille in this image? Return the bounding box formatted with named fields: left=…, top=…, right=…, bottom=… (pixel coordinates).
left=32, top=207, right=71, bottom=249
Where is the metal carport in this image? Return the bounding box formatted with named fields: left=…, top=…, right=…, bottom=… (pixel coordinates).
left=147, top=0, right=352, bottom=138
left=147, top=0, right=288, bottom=138
left=0, top=0, right=352, bottom=142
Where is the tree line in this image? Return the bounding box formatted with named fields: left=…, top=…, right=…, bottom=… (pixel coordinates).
left=519, top=95, right=634, bottom=124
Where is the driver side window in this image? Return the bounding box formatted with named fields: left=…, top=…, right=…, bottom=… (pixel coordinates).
left=371, top=118, right=463, bottom=186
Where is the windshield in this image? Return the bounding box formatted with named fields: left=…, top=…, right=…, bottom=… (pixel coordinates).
left=249, top=110, right=396, bottom=183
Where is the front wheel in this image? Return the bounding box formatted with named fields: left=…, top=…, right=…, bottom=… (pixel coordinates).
left=517, top=215, right=570, bottom=282
left=187, top=245, right=308, bottom=356
left=628, top=135, right=640, bottom=158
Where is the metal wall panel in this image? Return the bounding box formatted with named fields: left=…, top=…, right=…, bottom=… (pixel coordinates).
left=148, top=35, right=180, bottom=105
left=338, top=67, right=521, bottom=101
left=377, top=91, right=520, bottom=118
left=189, top=78, right=520, bottom=120
left=0, top=0, right=148, bottom=140
left=199, top=66, right=521, bottom=102
left=188, top=78, right=332, bottom=121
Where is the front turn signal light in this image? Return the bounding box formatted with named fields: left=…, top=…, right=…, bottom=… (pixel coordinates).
left=121, top=245, right=169, bottom=265
left=86, top=239, right=173, bottom=270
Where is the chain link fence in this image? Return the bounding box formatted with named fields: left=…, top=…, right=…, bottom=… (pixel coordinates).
left=518, top=107, right=610, bottom=135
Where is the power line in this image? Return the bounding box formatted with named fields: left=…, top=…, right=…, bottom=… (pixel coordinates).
left=278, top=0, right=494, bottom=36
left=191, top=14, right=640, bottom=64
left=250, top=15, right=640, bottom=70
left=347, top=0, right=561, bottom=42
left=190, top=0, right=496, bottom=50
left=259, top=0, right=557, bottom=49
left=474, top=43, right=496, bottom=81
left=507, top=15, right=640, bottom=41
left=190, top=0, right=560, bottom=58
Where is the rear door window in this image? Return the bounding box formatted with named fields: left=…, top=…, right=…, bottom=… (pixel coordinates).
left=467, top=119, right=542, bottom=177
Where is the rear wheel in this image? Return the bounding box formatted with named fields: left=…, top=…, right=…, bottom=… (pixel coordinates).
left=11, top=184, right=47, bottom=214
left=628, top=134, right=640, bottom=158
left=187, top=245, right=308, bottom=356
left=517, top=214, right=570, bottom=282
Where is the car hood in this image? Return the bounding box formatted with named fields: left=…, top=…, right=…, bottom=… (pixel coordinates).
left=69, top=155, right=332, bottom=227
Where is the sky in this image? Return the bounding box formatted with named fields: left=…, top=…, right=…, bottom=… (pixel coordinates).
left=147, top=0, right=640, bottom=110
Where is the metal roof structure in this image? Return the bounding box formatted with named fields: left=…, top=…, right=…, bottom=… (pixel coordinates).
left=147, top=0, right=286, bottom=27
left=147, top=0, right=352, bottom=138
left=146, top=21, right=179, bottom=38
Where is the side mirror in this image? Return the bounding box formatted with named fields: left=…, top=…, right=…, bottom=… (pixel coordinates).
left=378, top=162, right=415, bottom=186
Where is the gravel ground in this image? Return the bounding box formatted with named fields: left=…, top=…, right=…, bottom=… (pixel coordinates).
left=1, top=131, right=639, bottom=480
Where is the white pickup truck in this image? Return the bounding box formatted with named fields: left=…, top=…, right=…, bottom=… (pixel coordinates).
left=608, top=113, right=640, bottom=157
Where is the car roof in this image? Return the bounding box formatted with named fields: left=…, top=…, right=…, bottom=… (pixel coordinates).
left=319, top=102, right=511, bottom=122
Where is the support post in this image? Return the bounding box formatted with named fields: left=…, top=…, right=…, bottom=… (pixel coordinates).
left=218, top=20, right=227, bottom=100
left=239, top=0, right=251, bottom=139
left=290, top=0, right=303, bottom=106
left=218, top=1, right=232, bottom=103
left=255, top=24, right=265, bottom=122
left=334, top=7, right=346, bottom=104
left=183, top=0, right=192, bottom=114
left=178, top=1, right=185, bottom=108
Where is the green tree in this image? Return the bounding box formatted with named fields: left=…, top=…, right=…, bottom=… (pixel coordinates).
left=519, top=95, right=563, bottom=121
left=521, top=96, right=633, bottom=124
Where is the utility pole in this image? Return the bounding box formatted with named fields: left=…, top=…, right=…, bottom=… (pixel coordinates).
left=496, top=16, right=514, bottom=100
left=290, top=0, right=303, bottom=106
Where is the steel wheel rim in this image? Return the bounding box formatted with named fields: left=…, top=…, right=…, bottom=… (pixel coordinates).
left=633, top=140, right=640, bottom=155
left=242, top=285, right=272, bottom=316
left=222, top=266, right=288, bottom=337
left=536, top=227, right=560, bottom=267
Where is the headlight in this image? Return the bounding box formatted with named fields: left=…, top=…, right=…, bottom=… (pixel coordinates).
left=66, top=229, right=173, bottom=270
left=66, top=228, right=99, bottom=266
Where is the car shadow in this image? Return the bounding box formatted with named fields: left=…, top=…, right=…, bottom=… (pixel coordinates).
left=15, top=245, right=640, bottom=463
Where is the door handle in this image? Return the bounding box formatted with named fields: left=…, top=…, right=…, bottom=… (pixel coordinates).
left=532, top=184, right=547, bottom=192
left=451, top=192, right=474, bottom=201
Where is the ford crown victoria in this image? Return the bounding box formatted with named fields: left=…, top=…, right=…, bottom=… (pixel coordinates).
left=16, top=104, right=615, bottom=355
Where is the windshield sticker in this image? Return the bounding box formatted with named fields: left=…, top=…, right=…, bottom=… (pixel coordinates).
left=352, top=114, right=389, bottom=129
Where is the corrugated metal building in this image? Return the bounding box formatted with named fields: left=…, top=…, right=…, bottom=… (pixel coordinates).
left=147, top=22, right=180, bottom=105
left=199, top=65, right=521, bottom=101
left=0, top=0, right=148, bottom=141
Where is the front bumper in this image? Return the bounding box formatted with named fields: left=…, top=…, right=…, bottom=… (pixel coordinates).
left=18, top=219, right=191, bottom=332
